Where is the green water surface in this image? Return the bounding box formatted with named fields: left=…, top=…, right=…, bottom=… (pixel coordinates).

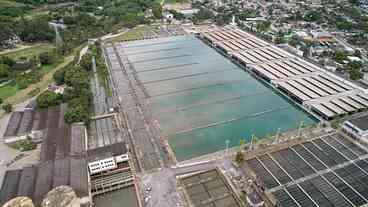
left=123, top=35, right=317, bottom=161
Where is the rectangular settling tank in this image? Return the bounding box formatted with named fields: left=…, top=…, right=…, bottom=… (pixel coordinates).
left=120, top=35, right=316, bottom=161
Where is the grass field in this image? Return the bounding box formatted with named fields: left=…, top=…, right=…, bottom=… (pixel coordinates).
left=0, top=0, right=26, bottom=8
left=0, top=81, right=18, bottom=100
left=1, top=44, right=55, bottom=60
left=3, top=55, right=74, bottom=104
left=107, top=26, right=153, bottom=42
left=164, top=0, right=190, bottom=4
left=0, top=43, right=60, bottom=100
left=0, top=58, right=63, bottom=100
left=1, top=43, right=87, bottom=105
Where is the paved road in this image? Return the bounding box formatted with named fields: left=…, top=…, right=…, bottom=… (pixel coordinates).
left=140, top=160, right=218, bottom=207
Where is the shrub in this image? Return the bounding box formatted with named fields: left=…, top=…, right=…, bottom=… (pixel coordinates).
left=53, top=68, right=65, bottom=85
left=36, top=90, right=62, bottom=108
left=12, top=138, right=36, bottom=151
left=0, top=64, right=10, bottom=78
left=235, top=151, right=245, bottom=164
left=64, top=65, right=89, bottom=88
left=2, top=102, right=12, bottom=113
left=64, top=102, right=90, bottom=124
left=79, top=53, right=93, bottom=71
left=39, top=51, right=57, bottom=65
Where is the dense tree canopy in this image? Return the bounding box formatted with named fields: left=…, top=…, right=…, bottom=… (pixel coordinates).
left=2, top=103, right=13, bottom=113
left=193, top=8, right=214, bottom=23
left=0, top=64, right=10, bottom=78
left=64, top=65, right=89, bottom=88
left=53, top=67, right=65, bottom=85
left=39, top=51, right=57, bottom=65
left=36, top=90, right=62, bottom=108
left=64, top=96, right=91, bottom=123
left=18, top=16, right=55, bottom=43
left=79, top=53, right=93, bottom=71
left=0, top=0, right=158, bottom=49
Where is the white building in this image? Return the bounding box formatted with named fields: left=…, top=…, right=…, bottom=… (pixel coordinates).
left=347, top=56, right=362, bottom=62
left=88, top=155, right=117, bottom=175
left=163, top=11, right=174, bottom=20
left=342, top=114, right=368, bottom=142
left=87, top=143, right=129, bottom=175
left=178, top=9, right=199, bottom=18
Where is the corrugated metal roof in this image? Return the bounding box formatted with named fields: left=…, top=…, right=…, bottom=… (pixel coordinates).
left=295, top=78, right=329, bottom=97
left=278, top=82, right=311, bottom=101
left=312, top=104, right=336, bottom=118
left=287, top=80, right=320, bottom=99
left=321, top=102, right=346, bottom=115
left=313, top=76, right=346, bottom=93
left=303, top=77, right=337, bottom=95
left=339, top=96, right=365, bottom=109
left=330, top=99, right=356, bottom=112
left=350, top=95, right=368, bottom=107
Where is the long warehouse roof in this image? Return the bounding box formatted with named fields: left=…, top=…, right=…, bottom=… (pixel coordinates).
left=201, top=27, right=368, bottom=120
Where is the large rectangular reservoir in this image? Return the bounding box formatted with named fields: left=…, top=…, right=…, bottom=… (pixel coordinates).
left=119, top=35, right=316, bottom=161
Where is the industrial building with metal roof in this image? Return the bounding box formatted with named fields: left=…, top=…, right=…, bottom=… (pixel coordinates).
left=200, top=27, right=368, bottom=120
left=0, top=107, right=89, bottom=206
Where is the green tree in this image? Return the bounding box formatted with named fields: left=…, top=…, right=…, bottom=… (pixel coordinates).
left=17, top=15, right=55, bottom=43
left=288, top=35, right=300, bottom=47
left=39, top=51, right=57, bottom=65
left=333, top=50, right=348, bottom=63
left=193, top=8, right=214, bottom=23
left=152, top=3, right=162, bottom=19
left=168, top=10, right=185, bottom=20
left=36, top=90, right=62, bottom=108
left=304, top=10, right=321, bottom=22
left=275, top=31, right=286, bottom=44
left=336, top=19, right=353, bottom=31
left=239, top=139, right=246, bottom=146
left=256, top=21, right=271, bottom=33
left=79, top=53, right=93, bottom=71
left=0, top=56, right=15, bottom=67
left=0, top=17, right=17, bottom=49
left=0, top=64, right=10, bottom=78
left=64, top=97, right=90, bottom=124
left=64, top=65, right=89, bottom=88
left=349, top=69, right=363, bottom=80
left=2, top=103, right=13, bottom=113
left=235, top=151, right=245, bottom=164
left=53, top=69, right=65, bottom=85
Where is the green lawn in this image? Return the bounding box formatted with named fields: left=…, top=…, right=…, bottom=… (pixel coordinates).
left=0, top=0, right=26, bottom=8
left=0, top=58, right=63, bottom=100
left=0, top=81, right=18, bottom=100
left=40, top=58, right=64, bottom=74
left=0, top=43, right=55, bottom=100
left=164, top=0, right=190, bottom=3
left=2, top=44, right=55, bottom=60
left=107, top=26, right=152, bottom=42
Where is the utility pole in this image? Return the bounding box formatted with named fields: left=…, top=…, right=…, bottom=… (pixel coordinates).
left=250, top=134, right=254, bottom=150
left=276, top=128, right=281, bottom=143
left=225, top=139, right=230, bottom=156
left=298, top=121, right=304, bottom=138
